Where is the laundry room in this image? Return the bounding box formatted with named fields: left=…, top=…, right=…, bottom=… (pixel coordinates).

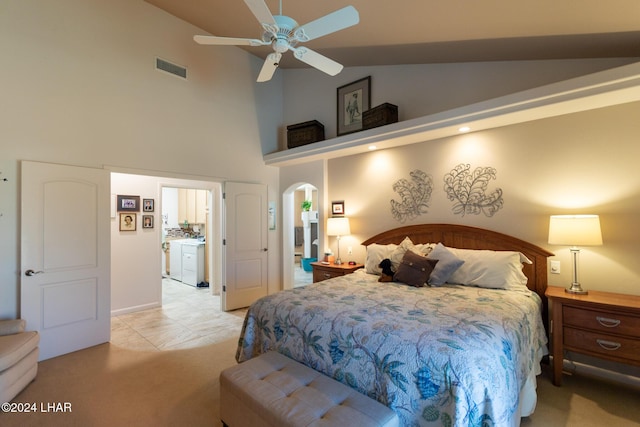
left=110, top=172, right=221, bottom=317
left=161, top=187, right=208, bottom=288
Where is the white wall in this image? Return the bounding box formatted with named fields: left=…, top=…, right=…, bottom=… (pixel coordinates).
left=0, top=0, right=282, bottom=319
left=111, top=173, right=164, bottom=313
left=280, top=58, right=637, bottom=148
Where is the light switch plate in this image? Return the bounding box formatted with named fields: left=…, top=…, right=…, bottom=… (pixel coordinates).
left=550, top=260, right=561, bottom=274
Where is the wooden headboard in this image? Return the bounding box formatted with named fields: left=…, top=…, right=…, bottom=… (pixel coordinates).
left=362, top=224, right=554, bottom=328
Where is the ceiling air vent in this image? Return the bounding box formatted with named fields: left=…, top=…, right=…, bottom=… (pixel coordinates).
left=156, top=57, right=187, bottom=79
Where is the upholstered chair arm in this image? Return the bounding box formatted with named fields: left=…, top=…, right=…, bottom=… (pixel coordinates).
left=0, top=319, right=26, bottom=336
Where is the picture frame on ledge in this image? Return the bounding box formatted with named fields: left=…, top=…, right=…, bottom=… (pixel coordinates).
left=337, top=76, right=371, bottom=136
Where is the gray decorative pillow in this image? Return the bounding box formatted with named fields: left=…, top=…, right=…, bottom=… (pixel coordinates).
left=394, top=251, right=438, bottom=287
left=426, top=243, right=465, bottom=286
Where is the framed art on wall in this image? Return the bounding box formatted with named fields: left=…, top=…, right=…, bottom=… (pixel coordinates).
left=337, top=76, right=371, bottom=136
left=143, top=198, right=154, bottom=212
left=142, top=215, right=154, bottom=228
left=119, top=213, right=136, bottom=231
left=331, top=201, right=345, bottom=216
left=117, top=195, right=140, bottom=212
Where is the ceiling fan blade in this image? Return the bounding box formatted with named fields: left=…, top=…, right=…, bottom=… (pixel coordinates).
left=292, top=47, right=343, bottom=76
left=294, top=6, right=359, bottom=42
left=194, top=35, right=266, bottom=46
left=243, top=0, right=278, bottom=34
left=257, top=53, right=282, bottom=82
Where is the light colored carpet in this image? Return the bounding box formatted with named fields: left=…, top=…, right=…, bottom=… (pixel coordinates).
left=2, top=339, right=640, bottom=426
left=1, top=338, right=237, bottom=427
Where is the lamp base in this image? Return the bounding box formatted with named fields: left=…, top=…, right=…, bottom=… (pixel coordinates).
left=334, top=258, right=343, bottom=265
left=565, top=283, right=588, bottom=295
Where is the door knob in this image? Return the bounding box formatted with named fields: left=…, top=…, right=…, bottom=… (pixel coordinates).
left=25, top=269, right=44, bottom=276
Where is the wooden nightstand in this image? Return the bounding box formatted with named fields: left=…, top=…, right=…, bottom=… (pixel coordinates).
left=545, top=286, right=640, bottom=386
left=311, top=262, right=363, bottom=283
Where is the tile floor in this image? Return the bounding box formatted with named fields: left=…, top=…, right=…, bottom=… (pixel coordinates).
left=111, top=264, right=312, bottom=352
left=110, top=278, right=247, bottom=351
left=294, top=262, right=313, bottom=287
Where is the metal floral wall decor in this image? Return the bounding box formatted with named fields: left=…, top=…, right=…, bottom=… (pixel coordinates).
left=443, top=163, right=504, bottom=217
left=390, top=169, right=433, bottom=222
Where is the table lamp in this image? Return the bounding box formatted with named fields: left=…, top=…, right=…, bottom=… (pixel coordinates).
left=548, top=214, right=602, bottom=295
left=326, top=217, right=350, bottom=265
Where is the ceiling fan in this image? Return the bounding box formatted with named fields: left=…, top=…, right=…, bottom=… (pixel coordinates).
left=194, top=0, right=359, bottom=82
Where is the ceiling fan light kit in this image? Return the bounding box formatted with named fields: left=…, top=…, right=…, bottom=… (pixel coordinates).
left=194, top=0, right=359, bottom=82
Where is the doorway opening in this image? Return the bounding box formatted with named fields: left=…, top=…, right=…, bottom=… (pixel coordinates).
left=110, top=172, right=223, bottom=319
left=291, top=183, right=318, bottom=287
left=161, top=186, right=210, bottom=291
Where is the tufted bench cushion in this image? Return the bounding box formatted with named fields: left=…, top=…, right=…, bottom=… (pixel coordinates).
left=220, top=351, right=399, bottom=427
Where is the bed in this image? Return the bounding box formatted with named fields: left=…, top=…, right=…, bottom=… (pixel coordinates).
left=237, top=224, right=553, bottom=426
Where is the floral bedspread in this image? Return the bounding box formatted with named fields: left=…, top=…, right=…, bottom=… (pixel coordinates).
left=236, top=271, right=548, bottom=427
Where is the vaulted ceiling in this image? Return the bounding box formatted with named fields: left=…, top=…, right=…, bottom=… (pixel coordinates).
left=145, top=0, right=640, bottom=68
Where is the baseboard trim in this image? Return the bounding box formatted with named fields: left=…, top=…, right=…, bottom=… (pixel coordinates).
left=111, top=302, right=160, bottom=317
left=553, top=356, right=640, bottom=389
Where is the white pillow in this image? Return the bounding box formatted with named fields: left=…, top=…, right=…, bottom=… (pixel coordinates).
left=389, top=237, right=418, bottom=270
left=365, top=243, right=398, bottom=275
left=414, top=243, right=435, bottom=256
left=445, top=247, right=530, bottom=290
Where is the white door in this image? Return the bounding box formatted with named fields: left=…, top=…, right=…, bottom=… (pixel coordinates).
left=21, top=161, right=110, bottom=360
left=223, top=182, right=268, bottom=311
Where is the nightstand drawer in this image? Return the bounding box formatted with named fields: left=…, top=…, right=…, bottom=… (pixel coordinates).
left=313, top=269, right=343, bottom=282
left=564, top=327, right=640, bottom=363
left=563, top=306, right=640, bottom=337
left=311, top=262, right=364, bottom=283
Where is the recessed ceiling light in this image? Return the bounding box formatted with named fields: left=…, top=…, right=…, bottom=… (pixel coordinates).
left=368, top=145, right=377, bottom=150
left=458, top=126, right=471, bottom=133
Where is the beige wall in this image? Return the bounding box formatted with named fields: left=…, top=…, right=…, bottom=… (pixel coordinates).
left=326, top=101, right=640, bottom=297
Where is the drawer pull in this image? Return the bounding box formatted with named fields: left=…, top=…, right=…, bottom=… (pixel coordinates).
left=323, top=273, right=331, bottom=278
left=596, top=316, right=621, bottom=328
left=596, top=339, right=621, bottom=351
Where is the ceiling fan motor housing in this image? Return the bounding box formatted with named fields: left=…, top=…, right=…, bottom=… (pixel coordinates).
left=262, top=15, right=300, bottom=51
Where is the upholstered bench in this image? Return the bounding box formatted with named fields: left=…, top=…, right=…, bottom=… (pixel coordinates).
left=0, top=319, right=39, bottom=403
left=220, top=351, right=399, bottom=427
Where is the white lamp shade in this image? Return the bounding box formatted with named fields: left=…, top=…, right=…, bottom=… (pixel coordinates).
left=327, top=217, right=351, bottom=236
left=548, top=215, right=602, bottom=246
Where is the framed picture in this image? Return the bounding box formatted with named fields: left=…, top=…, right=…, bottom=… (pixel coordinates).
left=331, top=201, right=345, bottom=216
left=337, top=76, right=371, bottom=136
left=119, top=213, right=136, bottom=231
left=143, top=198, right=154, bottom=212
left=142, top=215, right=154, bottom=229
left=117, top=195, right=140, bottom=212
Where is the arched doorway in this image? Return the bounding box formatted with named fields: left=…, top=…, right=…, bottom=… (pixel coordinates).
left=282, top=182, right=319, bottom=289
